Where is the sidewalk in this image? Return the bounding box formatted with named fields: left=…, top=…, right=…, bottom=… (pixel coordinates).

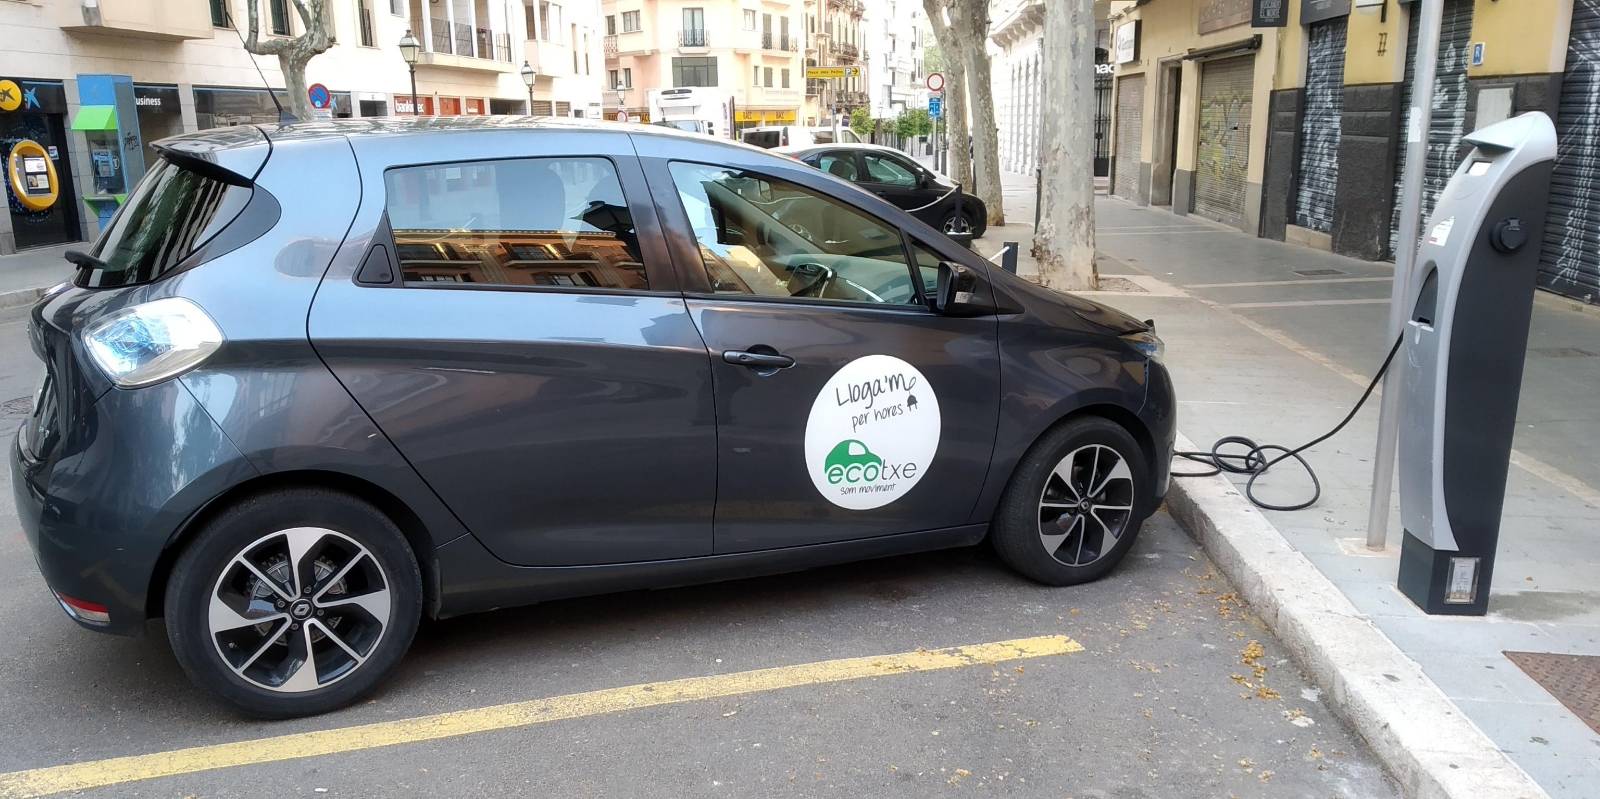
left=994, top=169, right=1600, bottom=796
left=0, top=244, right=72, bottom=316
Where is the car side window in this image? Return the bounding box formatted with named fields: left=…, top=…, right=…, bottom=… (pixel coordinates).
left=383, top=157, right=648, bottom=290
left=669, top=161, right=924, bottom=306
left=816, top=153, right=860, bottom=182
left=862, top=153, right=918, bottom=187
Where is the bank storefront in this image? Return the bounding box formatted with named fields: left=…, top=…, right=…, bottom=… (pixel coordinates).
left=1, top=77, right=80, bottom=253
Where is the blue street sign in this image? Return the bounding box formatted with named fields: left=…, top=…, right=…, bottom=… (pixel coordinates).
left=929, top=96, right=942, bottom=119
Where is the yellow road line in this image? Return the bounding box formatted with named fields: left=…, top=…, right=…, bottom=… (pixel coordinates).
left=0, top=635, right=1081, bottom=798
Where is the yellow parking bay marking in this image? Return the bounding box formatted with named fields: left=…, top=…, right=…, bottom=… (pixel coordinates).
left=0, top=635, right=1081, bottom=798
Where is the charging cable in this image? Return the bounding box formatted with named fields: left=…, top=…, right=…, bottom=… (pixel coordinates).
left=1172, top=335, right=1405, bottom=511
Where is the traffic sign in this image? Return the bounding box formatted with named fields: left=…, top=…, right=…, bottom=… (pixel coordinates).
left=926, top=72, right=945, bottom=93
left=307, top=83, right=332, bottom=109
left=928, top=96, right=942, bottom=119
left=616, top=111, right=629, bottom=122
left=806, top=66, right=863, bottom=80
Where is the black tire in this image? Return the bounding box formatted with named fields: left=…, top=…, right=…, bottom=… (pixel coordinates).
left=992, top=417, right=1151, bottom=586
left=940, top=206, right=983, bottom=238
left=164, top=488, right=423, bottom=718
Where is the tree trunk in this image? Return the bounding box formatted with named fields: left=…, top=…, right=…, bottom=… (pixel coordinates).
left=1033, top=0, right=1097, bottom=291
left=922, top=0, right=970, bottom=188
left=279, top=53, right=313, bottom=121
left=950, top=0, right=1004, bottom=227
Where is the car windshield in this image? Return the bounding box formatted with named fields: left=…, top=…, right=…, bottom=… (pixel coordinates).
left=80, top=157, right=252, bottom=289
left=742, top=130, right=781, bottom=148
left=657, top=120, right=704, bottom=133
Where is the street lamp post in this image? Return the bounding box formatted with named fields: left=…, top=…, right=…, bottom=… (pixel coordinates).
left=398, top=30, right=420, bottom=116
left=521, top=61, right=537, bottom=116
left=615, top=87, right=626, bottom=122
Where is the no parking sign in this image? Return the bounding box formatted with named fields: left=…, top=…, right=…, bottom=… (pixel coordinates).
left=308, top=83, right=334, bottom=120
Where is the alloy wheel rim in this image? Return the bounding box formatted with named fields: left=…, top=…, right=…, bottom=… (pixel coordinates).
left=942, top=215, right=970, bottom=234
left=1038, top=444, right=1135, bottom=567
left=207, top=527, right=391, bottom=693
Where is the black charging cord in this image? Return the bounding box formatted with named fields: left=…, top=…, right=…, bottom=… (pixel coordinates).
left=1172, top=335, right=1405, bottom=511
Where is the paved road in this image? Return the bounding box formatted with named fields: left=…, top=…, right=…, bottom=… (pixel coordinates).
left=0, top=315, right=1398, bottom=797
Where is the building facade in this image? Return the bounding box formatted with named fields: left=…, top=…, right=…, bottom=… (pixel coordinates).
left=602, top=0, right=805, bottom=130
left=1106, top=0, right=1594, bottom=305
left=989, top=0, right=1116, bottom=178
left=864, top=0, right=927, bottom=120
left=0, top=0, right=606, bottom=254
left=803, top=0, right=866, bottom=126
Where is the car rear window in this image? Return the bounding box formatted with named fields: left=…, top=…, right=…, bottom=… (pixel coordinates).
left=80, top=157, right=252, bottom=289
left=742, top=131, right=780, bottom=148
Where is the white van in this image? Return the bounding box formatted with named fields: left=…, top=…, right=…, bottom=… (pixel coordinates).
left=740, top=125, right=863, bottom=149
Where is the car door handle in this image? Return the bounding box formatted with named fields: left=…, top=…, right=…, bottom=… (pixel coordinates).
left=723, top=350, right=795, bottom=370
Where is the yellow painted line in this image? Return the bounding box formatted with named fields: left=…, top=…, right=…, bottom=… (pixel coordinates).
left=0, top=635, right=1081, bottom=798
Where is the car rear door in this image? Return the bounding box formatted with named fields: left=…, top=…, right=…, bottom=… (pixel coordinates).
left=636, top=140, right=1000, bottom=554
left=309, top=129, right=716, bottom=567
left=856, top=151, right=929, bottom=213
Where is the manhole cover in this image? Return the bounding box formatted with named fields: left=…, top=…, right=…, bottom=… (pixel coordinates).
left=1505, top=651, right=1600, bottom=735
left=0, top=396, right=32, bottom=416
left=1293, top=268, right=1346, bottom=276
left=1533, top=347, right=1597, bottom=358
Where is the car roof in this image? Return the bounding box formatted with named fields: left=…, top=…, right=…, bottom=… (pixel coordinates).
left=773, top=142, right=912, bottom=157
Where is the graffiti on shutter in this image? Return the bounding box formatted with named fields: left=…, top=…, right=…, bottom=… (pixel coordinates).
left=1114, top=74, right=1146, bottom=200
left=1295, top=18, right=1347, bottom=233
left=1541, top=0, right=1600, bottom=303
left=1194, top=56, right=1254, bottom=228
left=1389, top=0, right=1474, bottom=258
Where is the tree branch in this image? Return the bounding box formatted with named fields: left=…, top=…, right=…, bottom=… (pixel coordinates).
left=242, top=0, right=289, bottom=55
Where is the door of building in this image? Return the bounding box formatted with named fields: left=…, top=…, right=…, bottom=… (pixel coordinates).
left=1540, top=0, right=1600, bottom=304
left=1295, top=17, right=1347, bottom=234
left=1193, top=55, right=1254, bottom=228
left=1094, top=62, right=1113, bottom=177
left=1113, top=73, right=1145, bottom=200
left=1388, top=0, right=1473, bottom=259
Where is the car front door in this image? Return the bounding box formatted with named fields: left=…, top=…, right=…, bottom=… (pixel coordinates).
left=856, top=151, right=929, bottom=213
left=647, top=155, right=1000, bottom=554
left=310, top=131, right=716, bottom=567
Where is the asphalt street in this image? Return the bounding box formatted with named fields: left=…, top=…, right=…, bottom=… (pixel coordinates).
left=0, top=316, right=1399, bottom=798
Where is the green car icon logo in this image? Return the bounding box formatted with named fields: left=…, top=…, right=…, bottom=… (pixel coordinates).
left=825, top=439, right=883, bottom=485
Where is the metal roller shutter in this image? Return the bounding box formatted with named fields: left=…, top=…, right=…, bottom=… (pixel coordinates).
left=1389, top=0, right=1473, bottom=257
left=1295, top=17, right=1347, bottom=233
left=1541, top=0, right=1600, bottom=303
left=1194, top=55, right=1255, bottom=228
left=1114, top=74, right=1145, bottom=200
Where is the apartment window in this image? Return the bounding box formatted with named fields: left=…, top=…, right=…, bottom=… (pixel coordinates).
left=780, top=17, right=789, bottom=49
left=753, top=66, right=760, bottom=85
left=606, top=14, right=616, bottom=35
left=781, top=68, right=790, bottom=89
left=622, top=67, right=633, bottom=88
left=621, top=10, right=639, bottom=32
left=538, top=2, right=561, bottom=41
left=390, top=0, right=403, bottom=14
left=682, top=7, right=705, bottom=46
left=743, top=9, right=755, bottom=30
left=572, top=23, right=579, bottom=72
left=763, top=67, right=773, bottom=88
left=672, top=56, right=718, bottom=87
left=268, top=0, right=290, bottom=35
left=210, top=0, right=229, bottom=27
left=357, top=0, right=374, bottom=45
left=609, top=69, right=620, bottom=90
left=584, top=33, right=590, bottom=73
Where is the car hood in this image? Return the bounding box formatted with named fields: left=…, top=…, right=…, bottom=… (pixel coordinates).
left=993, top=268, right=1150, bottom=335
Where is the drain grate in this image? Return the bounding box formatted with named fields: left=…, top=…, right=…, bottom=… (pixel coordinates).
left=1293, top=268, right=1346, bottom=276
left=1504, top=651, right=1600, bottom=735
left=1532, top=347, right=1597, bottom=359
left=0, top=396, right=32, bottom=416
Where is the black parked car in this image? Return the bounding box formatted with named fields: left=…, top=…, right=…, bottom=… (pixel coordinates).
left=16, top=118, right=1173, bottom=718
left=776, top=142, right=988, bottom=238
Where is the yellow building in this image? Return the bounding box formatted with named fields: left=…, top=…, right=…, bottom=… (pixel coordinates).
left=1109, top=0, right=1594, bottom=304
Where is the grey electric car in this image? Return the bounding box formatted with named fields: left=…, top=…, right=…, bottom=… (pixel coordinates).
left=15, top=117, right=1175, bottom=718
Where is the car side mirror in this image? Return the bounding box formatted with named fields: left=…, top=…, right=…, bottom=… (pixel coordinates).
left=933, top=261, right=979, bottom=315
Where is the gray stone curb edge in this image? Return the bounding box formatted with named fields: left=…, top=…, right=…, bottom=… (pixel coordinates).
left=1163, top=432, right=1548, bottom=799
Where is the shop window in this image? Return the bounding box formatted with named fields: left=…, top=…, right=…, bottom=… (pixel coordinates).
left=673, top=57, right=718, bottom=87
left=384, top=158, right=648, bottom=291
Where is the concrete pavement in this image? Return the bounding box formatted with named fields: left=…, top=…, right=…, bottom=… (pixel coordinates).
left=992, top=168, right=1600, bottom=797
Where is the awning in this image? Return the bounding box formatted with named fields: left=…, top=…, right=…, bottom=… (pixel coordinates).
left=70, top=105, right=118, bottom=131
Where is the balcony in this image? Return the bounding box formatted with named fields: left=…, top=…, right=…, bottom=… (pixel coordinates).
left=604, top=34, right=618, bottom=58
left=419, top=18, right=514, bottom=72
left=761, top=33, right=799, bottom=52
left=679, top=28, right=709, bottom=48
left=806, top=79, right=824, bottom=97
left=838, top=90, right=869, bottom=107
left=829, top=41, right=860, bottom=60
left=59, top=0, right=213, bottom=40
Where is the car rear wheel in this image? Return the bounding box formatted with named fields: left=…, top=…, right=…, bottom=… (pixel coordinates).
left=992, top=417, right=1150, bottom=586
left=940, top=206, right=985, bottom=239
left=165, top=488, right=422, bottom=718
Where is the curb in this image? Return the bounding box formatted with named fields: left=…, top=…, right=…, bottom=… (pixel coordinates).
left=0, top=286, right=47, bottom=319
left=1163, top=432, right=1548, bottom=799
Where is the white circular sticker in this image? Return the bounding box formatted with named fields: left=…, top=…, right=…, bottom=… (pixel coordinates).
left=805, top=355, right=941, bottom=510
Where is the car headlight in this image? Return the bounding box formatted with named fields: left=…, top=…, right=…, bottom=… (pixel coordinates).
left=82, top=297, right=224, bottom=388
left=1121, top=330, right=1165, bottom=363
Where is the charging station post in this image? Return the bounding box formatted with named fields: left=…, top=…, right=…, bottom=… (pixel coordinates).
left=1395, top=113, right=1557, bottom=616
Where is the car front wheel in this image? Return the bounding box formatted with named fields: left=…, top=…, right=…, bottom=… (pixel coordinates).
left=992, top=417, right=1151, bottom=586
left=164, top=488, right=423, bottom=718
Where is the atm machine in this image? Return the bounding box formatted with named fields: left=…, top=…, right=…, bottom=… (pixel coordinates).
left=1396, top=112, right=1557, bottom=615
